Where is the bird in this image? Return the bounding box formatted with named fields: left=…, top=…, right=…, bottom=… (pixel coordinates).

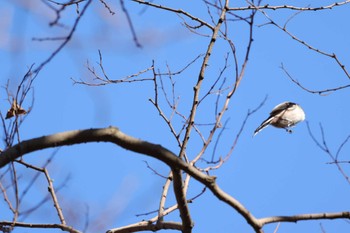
left=253, top=101, right=305, bottom=136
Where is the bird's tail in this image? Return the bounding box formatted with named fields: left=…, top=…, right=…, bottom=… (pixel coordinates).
left=253, top=117, right=273, bottom=136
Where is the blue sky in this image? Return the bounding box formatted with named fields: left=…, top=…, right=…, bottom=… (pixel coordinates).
left=0, top=1, right=350, bottom=233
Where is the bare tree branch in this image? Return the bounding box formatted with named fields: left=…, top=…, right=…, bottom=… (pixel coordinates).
left=0, top=221, right=81, bottom=233
left=280, top=63, right=350, bottom=94
left=120, top=0, right=142, bottom=47
left=228, top=1, right=350, bottom=11
left=15, top=160, right=66, bottom=225
left=259, top=212, right=350, bottom=225
left=0, top=126, right=262, bottom=232
left=172, top=169, right=193, bottom=232
left=255, top=4, right=350, bottom=82
left=106, top=220, right=183, bottom=233
left=31, top=0, right=93, bottom=79
left=306, top=122, right=350, bottom=184
left=132, top=0, right=214, bottom=30
left=3, top=1, right=350, bottom=232
left=179, top=0, right=229, bottom=160
left=72, top=50, right=154, bottom=86
left=4, top=126, right=347, bottom=232
left=157, top=171, right=173, bottom=222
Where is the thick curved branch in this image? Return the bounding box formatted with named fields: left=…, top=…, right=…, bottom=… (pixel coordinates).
left=0, top=127, right=191, bottom=173
left=0, top=126, right=261, bottom=232
left=2, top=127, right=349, bottom=232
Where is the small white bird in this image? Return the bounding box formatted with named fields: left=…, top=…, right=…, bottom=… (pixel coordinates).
left=254, top=102, right=305, bottom=136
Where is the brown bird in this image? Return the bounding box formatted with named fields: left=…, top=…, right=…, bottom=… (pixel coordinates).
left=5, top=99, right=27, bottom=119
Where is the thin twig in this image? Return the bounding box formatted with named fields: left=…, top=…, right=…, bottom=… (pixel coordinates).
left=306, top=122, right=350, bottom=184
left=228, top=1, right=350, bottom=11
left=15, top=160, right=66, bottom=224
left=120, top=0, right=142, bottom=47
left=32, top=0, right=93, bottom=80
left=132, top=0, right=214, bottom=30
left=256, top=4, right=350, bottom=83
left=0, top=221, right=80, bottom=233
left=143, top=160, right=168, bottom=179
left=280, top=63, right=350, bottom=94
